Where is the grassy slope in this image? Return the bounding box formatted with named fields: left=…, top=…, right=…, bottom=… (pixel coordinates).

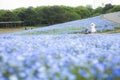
left=0, top=27, right=120, bottom=34
left=100, top=27, right=120, bottom=34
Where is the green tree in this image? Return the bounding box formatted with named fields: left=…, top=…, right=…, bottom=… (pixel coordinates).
left=61, top=6, right=81, bottom=21
left=75, top=6, right=91, bottom=19
left=64, top=12, right=81, bottom=21
left=34, top=6, right=46, bottom=25
left=0, top=10, right=6, bottom=21
left=92, top=7, right=103, bottom=16
left=102, top=3, right=113, bottom=13
left=38, top=6, right=66, bottom=25
left=12, top=7, right=26, bottom=21
left=0, top=10, right=17, bottom=21
left=86, top=5, right=93, bottom=16
left=17, top=7, right=37, bottom=26
left=107, top=5, right=120, bottom=12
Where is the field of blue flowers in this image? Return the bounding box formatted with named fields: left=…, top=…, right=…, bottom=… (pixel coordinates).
left=8, top=16, right=119, bottom=35
left=0, top=16, right=120, bottom=80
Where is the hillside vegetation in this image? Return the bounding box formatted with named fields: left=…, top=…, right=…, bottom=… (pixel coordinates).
left=0, top=4, right=120, bottom=28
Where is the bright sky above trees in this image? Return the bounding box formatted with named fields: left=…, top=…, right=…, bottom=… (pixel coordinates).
left=0, top=0, right=119, bottom=10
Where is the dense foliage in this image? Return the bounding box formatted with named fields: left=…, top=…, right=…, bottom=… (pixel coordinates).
left=0, top=4, right=120, bottom=27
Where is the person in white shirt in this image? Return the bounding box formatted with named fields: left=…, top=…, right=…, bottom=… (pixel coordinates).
left=90, top=23, right=96, bottom=33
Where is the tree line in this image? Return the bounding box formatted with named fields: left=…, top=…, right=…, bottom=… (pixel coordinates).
left=0, top=4, right=120, bottom=28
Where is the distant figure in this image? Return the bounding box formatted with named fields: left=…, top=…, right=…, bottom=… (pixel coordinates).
left=84, top=28, right=91, bottom=34
left=25, top=27, right=27, bottom=30
left=90, top=23, right=96, bottom=33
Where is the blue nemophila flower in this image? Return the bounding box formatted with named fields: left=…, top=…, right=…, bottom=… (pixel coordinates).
left=7, top=15, right=118, bottom=35
left=78, top=70, right=90, bottom=78
left=9, top=75, right=18, bottom=80
left=18, top=72, right=27, bottom=78
left=113, top=69, right=120, bottom=77
left=0, top=31, right=120, bottom=80
left=94, top=63, right=106, bottom=72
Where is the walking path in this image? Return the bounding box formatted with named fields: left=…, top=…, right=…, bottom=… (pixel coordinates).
left=102, top=11, right=120, bottom=24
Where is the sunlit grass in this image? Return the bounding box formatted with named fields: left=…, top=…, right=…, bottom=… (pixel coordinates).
left=22, top=27, right=83, bottom=35
left=100, top=26, right=120, bottom=34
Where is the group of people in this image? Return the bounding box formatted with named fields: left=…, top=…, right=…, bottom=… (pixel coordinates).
left=84, top=22, right=97, bottom=34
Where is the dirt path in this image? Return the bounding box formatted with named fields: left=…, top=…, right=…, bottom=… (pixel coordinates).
left=102, top=11, right=120, bottom=24
left=0, top=27, right=35, bottom=34
left=0, top=28, right=24, bottom=34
